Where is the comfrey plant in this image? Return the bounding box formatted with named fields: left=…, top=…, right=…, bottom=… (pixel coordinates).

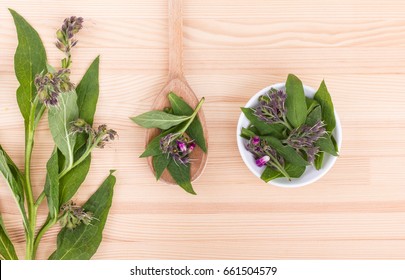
left=131, top=93, right=207, bottom=194
left=0, top=10, right=117, bottom=260
left=240, top=74, right=339, bottom=183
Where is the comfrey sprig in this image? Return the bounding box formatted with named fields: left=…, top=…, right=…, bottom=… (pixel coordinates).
left=52, top=119, right=118, bottom=180
left=240, top=74, right=339, bottom=183
left=253, top=89, right=291, bottom=129
left=132, top=93, right=207, bottom=195
left=0, top=10, right=116, bottom=260
left=71, top=119, right=118, bottom=150
left=245, top=136, right=290, bottom=180
left=34, top=68, right=74, bottom=106
left=286, top=121, right=326, bottom=149
left=285, top=120, right=326, bottom=163
left=56, top=16, right=84, bottom=68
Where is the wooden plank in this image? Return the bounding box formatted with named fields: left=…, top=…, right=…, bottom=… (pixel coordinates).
left=0, top=0, right=404, bottom=259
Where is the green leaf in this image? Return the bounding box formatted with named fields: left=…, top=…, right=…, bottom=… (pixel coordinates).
left=314, top=80, right=336, bottom=132
left=48, top=91, right=79, bottom=169
left=167, top=161, right=196, bottom=195
left=152, top=154, right=171, bottom=180
left=314, top=152, right=324, bottom=170
left=0, top=216, right=18, bottom=260
left=241, top=107, right=285, bottom=138
left=9, top=9, right=47, bottom=124
left=306, top=97, right=320, bottom=114
left=316, top=134, right=338, bottom=156
left=59, top=155, right=91, bottom=205
left=168, top=92, right=207, bottom=152
left=260, top=163, right=306, bottom=183
left=75, top=56, right=100, bottom=152
left=44, top=151, right=59, bottom=219
left=262, top=136, right=309, bottom=166
left=305, top=105, right=322, bottom=126
left=285, top=74, right=307, bottom=128
left=248, top=125, right=261, bottom=135
left=131, top=110, right=191, bottom=130
left=331, top=135, right=339, bottom=152
left=285, top=163, right=306, bottom=178
left=140, top=127, right=178, bottom=158
left=49, top=171, right=116, bottom=260
left=240, top=127, right=256, bottom=140
left=261, top=167, right=283, bottom=182
left=76, top=56, right=100, bottom=125
left=0, top=146, right=28, bottom=228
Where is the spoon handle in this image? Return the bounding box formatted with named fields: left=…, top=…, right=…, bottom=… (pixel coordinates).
left=168, top=0, right=184, bottom=80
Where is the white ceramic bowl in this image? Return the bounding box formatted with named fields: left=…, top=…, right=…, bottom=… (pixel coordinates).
left=237, top=83, right=342, bottom=188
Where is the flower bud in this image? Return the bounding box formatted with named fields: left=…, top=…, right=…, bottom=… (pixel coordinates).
left=163, top=107, right=173, bottom=114
left=188, top=142, right=196, bottom=152
left=71, top=118, right=92, bottom=135
left=56, top=16, right=83, bottom=55
left=159, top=134, right=195, bottom=165
left=254, top=89, right=287, bottom=125
left=306, top=146, right=319, bottom=164
left=286, top=121, right=326, bottom=150
left=34, top=70, right=73, bottom=107
left=96, top=125, right=118, bottom=148
left=256, top=155, right=270, bottom=167
left=177, top=141, right=187, bottom=153
left=59, top=201, right=93, bottom=230
left=56, top=29, right=65, bottom=43
left=251, top=136, right=260, bottom=145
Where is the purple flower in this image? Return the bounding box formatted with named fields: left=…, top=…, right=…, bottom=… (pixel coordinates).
left=188, top=142, right=196, bottom=152
left=34, top=69, right=74, bottom=107
left=283, top=120, right=326, bottom=165
left=56, top=16, right=84, bottom=53
left=160, top=134, right=196, bottom=165
left=253, top=89, right=287, bottom=124
left=306, top=146, right=319, bottom=164
left=96, top=124, right=118, bottom=148
left=256, top=155, right=270, bottom=167
left=245, top=136, right=285, bottom=168
left=244, top=134, right=291, bottom=180
left=160, top=133, right=177, bottom=154
left=177, top=141, right=187, bottom=153
left=286, top=120, right=326, bottom=149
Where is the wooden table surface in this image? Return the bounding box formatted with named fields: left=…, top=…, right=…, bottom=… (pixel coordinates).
left=1, top=0, right=405, bottom=259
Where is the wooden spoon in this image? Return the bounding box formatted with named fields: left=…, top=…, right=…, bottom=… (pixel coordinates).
left=145, top=0, right=208, bottom=184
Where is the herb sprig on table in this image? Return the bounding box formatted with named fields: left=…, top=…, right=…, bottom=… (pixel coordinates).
left=240, top=74, right=339, bottom=183
left=0, top=10, right=117, bottom=260
left=131, top=93, right=207, bottom=195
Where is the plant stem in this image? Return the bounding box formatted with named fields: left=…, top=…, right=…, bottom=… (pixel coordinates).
left=281, top=116, right=293, bottom=131
left=35, top=191, right=46, bottom=208
left=264, top=151, right=291, bottom=180
left=24, top=98, right=40, bottom=260
left=33, top=135, right=101, bottom=257
left=178, top=97, right=205, bottom=134
left=34, top=104, right=46, bottom=128
left=34, top=148, right=92, bottom=211
left=33, top=216, right=57, bottom=258
left=58, top=136, right=100, bottom=179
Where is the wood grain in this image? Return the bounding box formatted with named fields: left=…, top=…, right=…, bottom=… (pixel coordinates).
left=0, top=0, right=405, bottom=259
